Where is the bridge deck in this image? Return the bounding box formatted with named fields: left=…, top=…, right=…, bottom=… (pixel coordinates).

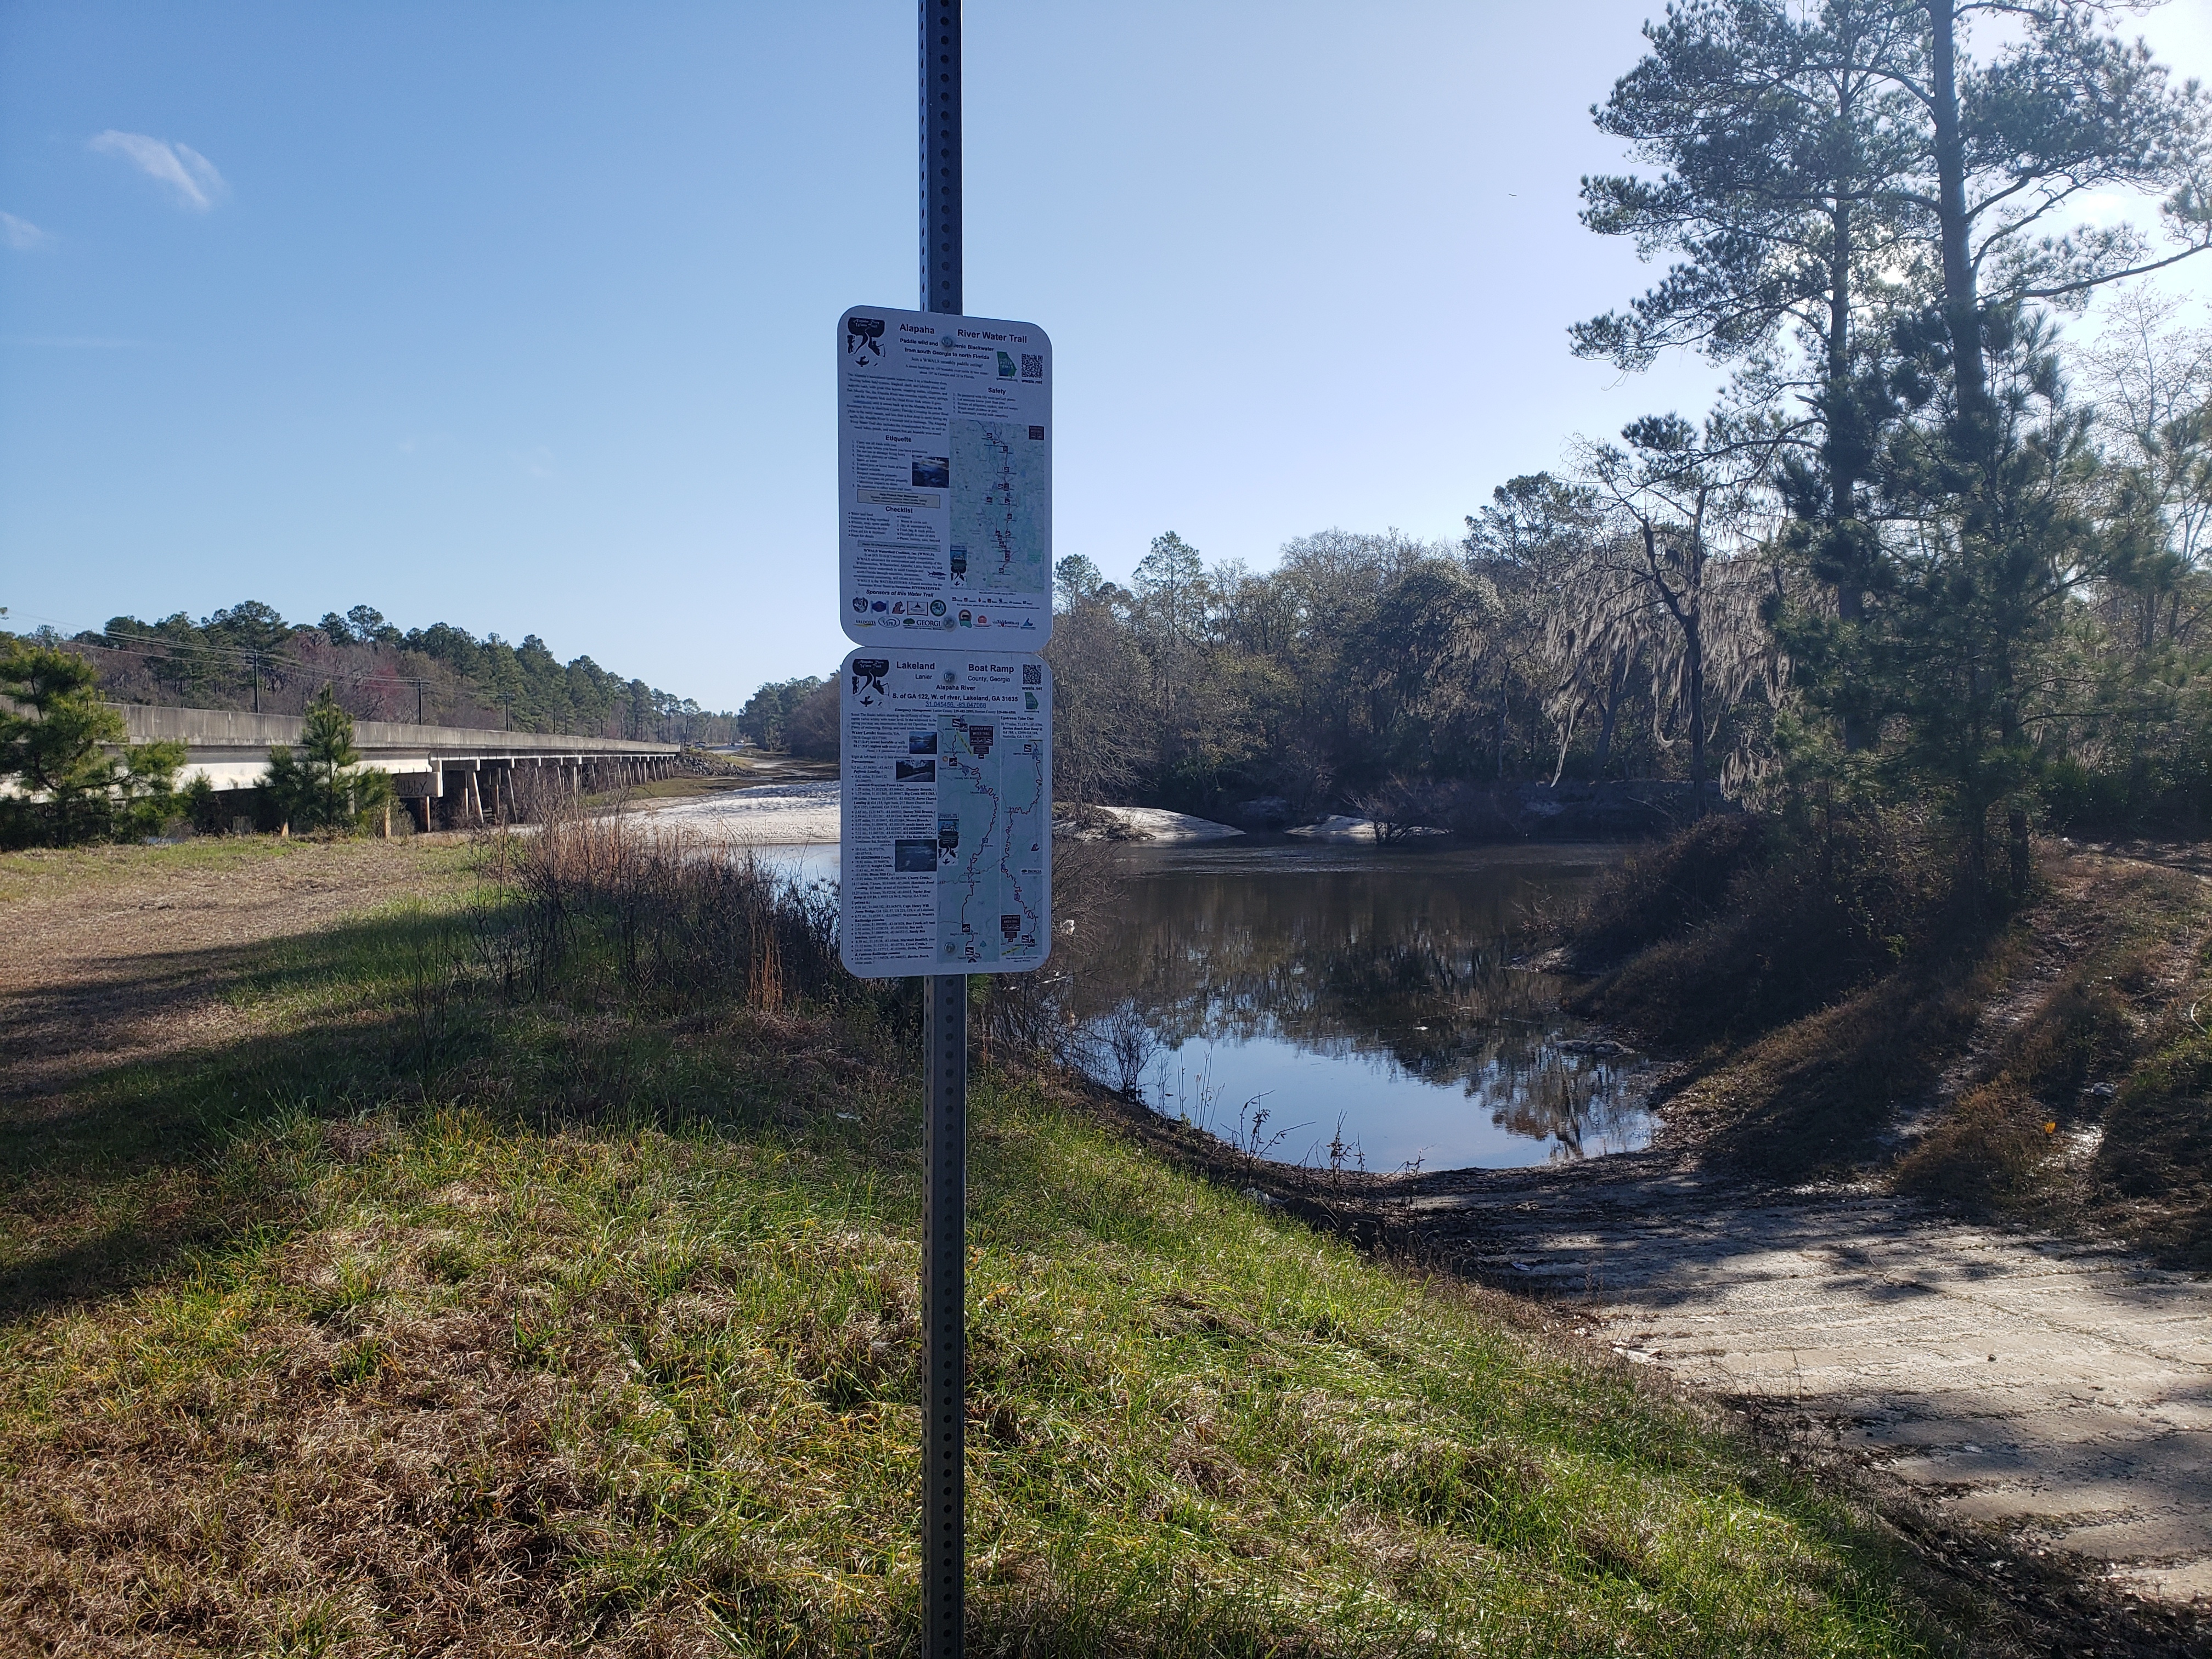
left=114, top=703, right=681, bottom=818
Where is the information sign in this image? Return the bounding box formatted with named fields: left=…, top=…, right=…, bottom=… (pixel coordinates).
left=838, top=647, right=1052, bottom=978
left=837, top=305, right=1053, bottom=648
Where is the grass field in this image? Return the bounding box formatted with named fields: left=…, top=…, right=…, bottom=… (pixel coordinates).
left=0, top=834, right=1956, bottom=1656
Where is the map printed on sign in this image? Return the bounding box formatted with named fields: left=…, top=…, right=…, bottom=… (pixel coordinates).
left=837, top=304, right=1052, bottom=648
left=838, top=648, right=1052, bottom=978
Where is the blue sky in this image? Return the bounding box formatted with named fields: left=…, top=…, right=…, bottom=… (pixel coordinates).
left=4, top=2, right=2209, bottom=710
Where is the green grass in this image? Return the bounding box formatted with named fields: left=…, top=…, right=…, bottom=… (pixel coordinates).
left=0, top=844, right=1950, bottom=1656
left=0, top=833, right=312, bottom=903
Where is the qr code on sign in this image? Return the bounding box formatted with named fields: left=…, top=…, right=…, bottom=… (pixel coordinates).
left=1022, top=663, right=1041, bottom=685
left=1020, top=353, right=1043, bottom=379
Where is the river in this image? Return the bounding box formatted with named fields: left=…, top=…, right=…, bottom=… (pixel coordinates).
left=743, top=835, right=1650, bottom=1172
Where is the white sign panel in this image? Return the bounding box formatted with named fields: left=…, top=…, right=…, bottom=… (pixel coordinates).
left=838, top=647, right=1052, bottom=977
left=837, top=304, right=1052, bottom=648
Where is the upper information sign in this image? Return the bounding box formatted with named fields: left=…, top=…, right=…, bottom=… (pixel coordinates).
left=838, top=647, right=1052, bottom=978
left=837, top=305, right=1052, bottom=647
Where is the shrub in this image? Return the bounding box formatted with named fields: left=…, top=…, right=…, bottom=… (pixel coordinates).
left=1570, top=813, right=1767, bottom=965
left=488, top=810, right=854, bottom=1015
left=1571, top=810, right=1955, bottom=1049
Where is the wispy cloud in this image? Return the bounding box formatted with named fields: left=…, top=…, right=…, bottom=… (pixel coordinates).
left=1, top=211, right=50, bottom=251
left=89, top=131, right=226, bottom=210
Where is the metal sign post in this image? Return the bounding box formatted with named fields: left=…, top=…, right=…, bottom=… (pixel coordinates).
left=828, top=8, right=1049, bottom=1650
left=921, top=970, right=964, bottom=1656
left=920, top=5, right=964, bottom=1656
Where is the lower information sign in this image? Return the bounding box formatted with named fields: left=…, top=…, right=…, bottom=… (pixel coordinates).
left=838, top=648, right=1052, bottom=977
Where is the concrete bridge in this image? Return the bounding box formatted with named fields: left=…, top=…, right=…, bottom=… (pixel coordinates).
left=122, top=704, right=681, bottom=831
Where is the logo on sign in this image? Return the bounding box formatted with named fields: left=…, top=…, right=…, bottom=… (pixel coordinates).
left=845, top=315, right=884, bottom=360
left=850, top=658, right=889, bottom=703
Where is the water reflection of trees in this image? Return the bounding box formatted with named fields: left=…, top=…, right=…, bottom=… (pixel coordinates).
left=1055, top=865, right=1650, bottom=1158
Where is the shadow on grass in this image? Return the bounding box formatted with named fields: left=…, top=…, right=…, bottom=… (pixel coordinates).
left=0, top=898, right=882, bottom=1322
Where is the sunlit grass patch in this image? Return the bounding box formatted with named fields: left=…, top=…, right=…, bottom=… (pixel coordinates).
left=0, top=831, right=474, bottom=907
left=1, top=1072, right=1942, bottom=1655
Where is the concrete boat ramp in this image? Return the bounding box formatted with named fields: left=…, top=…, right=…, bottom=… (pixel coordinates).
left=1409, top=1154, right=2212, bottom=1602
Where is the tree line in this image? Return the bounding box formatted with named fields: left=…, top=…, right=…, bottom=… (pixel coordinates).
left=29, top=601, right=737, bottom=744
left=1001, top=1, right=2212, bottom=897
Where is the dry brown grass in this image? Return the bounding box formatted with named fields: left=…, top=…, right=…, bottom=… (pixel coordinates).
left=1676, top=946, right=2018, bottom=1181
left=484, top=809, right=847, bottom=1017
left=2, top=1295, right=596, bottom=1656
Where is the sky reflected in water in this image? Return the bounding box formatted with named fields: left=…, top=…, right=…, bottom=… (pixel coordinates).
left=741, top=838, right=1651, bottom=1172
left=1056, top=842, right=1652, bottom=1171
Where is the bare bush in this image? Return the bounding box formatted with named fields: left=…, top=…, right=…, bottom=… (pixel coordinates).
left=491, top=807, right=845, bottom=1013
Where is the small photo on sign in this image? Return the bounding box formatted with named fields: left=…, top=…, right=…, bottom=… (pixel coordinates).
left=907, top=730, right=938, bottom=754
left=894, top=839, right=938, bottom=873
left=911, top=456, right=949, bottom=489
left=895, top=759, right=935, bottom=782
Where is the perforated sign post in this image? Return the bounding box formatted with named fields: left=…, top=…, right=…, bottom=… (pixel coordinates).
left=831, top=7, right=1052, bottom=1654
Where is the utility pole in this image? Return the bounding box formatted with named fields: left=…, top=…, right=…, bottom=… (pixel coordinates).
left=918, top=4, right=963, bottom=1655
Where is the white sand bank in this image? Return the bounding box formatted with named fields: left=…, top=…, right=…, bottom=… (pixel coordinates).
left=636, top=782, right=843, bottom=844
left=633, top=786, right=1244, bottom=847
left=1061, top=806, right=1244, bottom=844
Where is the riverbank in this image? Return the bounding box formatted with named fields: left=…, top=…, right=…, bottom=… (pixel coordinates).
left=1220, top=832, right=2212, bottom=1647
left=619, top=767, right=1715, bottom=849
left=0, top=833, right=1960, bottom=1655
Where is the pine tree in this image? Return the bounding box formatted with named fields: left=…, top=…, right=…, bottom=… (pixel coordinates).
left=264, top=684, right=391, bottom=834
left=0, top=642, right=184, bottom=847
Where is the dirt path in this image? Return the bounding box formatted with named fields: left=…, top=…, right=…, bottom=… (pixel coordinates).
left=1, top=839, right=467, bottom=1101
